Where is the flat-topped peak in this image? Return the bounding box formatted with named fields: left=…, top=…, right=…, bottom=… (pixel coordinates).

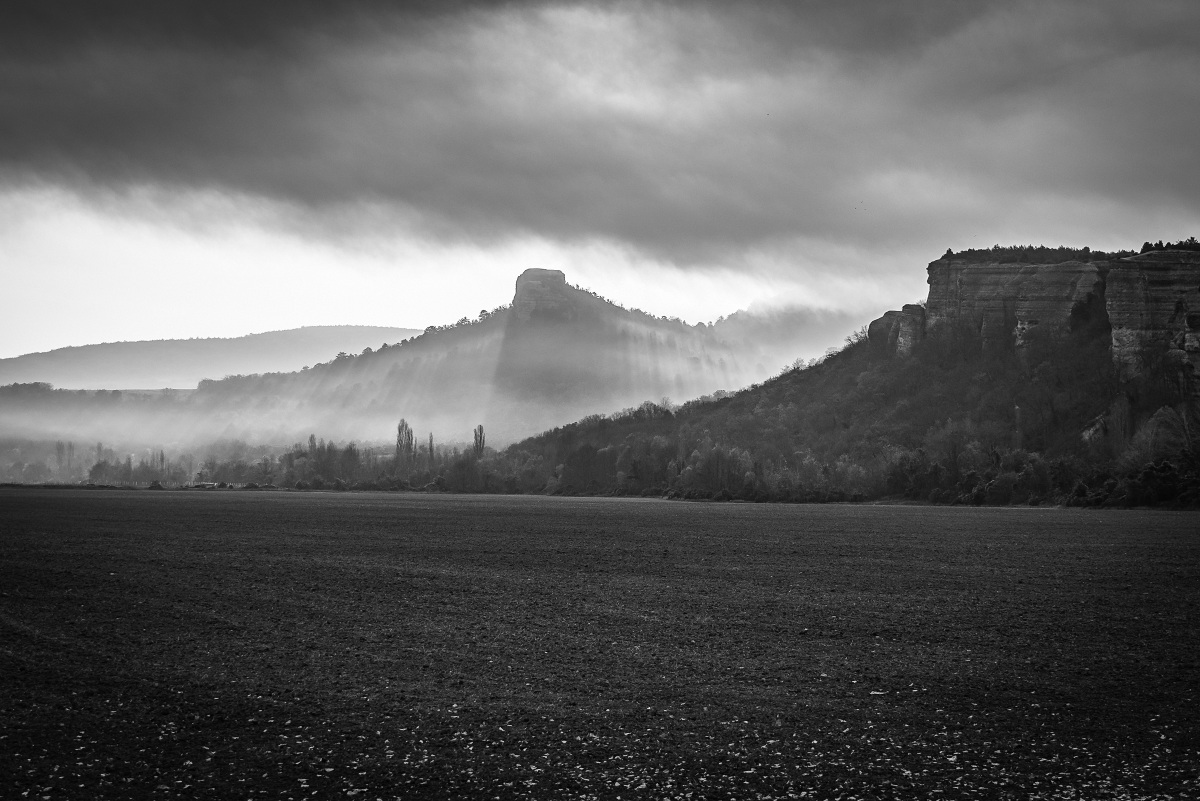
left=513, top=269, right=571, bottom=322
left=516, top=268, right=566, bottom=286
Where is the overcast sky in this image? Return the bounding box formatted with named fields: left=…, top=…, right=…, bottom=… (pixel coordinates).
left=2, top=0, right=1197, bottom=357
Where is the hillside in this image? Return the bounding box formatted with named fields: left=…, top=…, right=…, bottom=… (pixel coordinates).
left=13, top=245, right=1196, bottom=504
left=488, top=247, right=1200, bottom=506
left=0, top=326, right=422, bottom=390
left=0, top=270, right=855, bottom=449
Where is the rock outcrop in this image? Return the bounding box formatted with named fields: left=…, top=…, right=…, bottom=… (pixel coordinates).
left=512, top=268, right=572, bottom=322
left=1105, top=251, right=1200, bottom=381
left=868, top=304, right=925, bottom=360
left=867, top=250, right=1200, bottom=386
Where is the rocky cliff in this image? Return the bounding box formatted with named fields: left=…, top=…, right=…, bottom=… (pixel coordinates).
left=922, top=258, right=1106, bottom=351
left=869, top=250, right=1200, bottom=387
left=1106, top=251, right=1200, bottom=381
left=867, top=304, right=925, bottom=360
left=512, top=268, right=572, bottom=322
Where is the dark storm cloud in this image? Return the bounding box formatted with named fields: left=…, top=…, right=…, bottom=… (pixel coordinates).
left=2, top=0, right=1198, bottom=262
left=0, top=1, right=504, bottom=51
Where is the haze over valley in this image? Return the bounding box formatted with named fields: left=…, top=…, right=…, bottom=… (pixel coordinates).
left=0, top=268, right=858, bottom=448
left=0, top=326, right=421, bottom=390
left=0, top=0, right=1197, bottom=492
left=3, top=5, right=1200, bottom=795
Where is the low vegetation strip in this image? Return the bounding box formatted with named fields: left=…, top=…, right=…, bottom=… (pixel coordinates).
left=1, top=489, right=1197, bottom=798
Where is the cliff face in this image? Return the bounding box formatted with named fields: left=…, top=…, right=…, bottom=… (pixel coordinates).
left=867, top=304, right=925, bottom=360
left=512, top=268, right=572, bottom=322
left=868, top=251, right=1200, bottom=388
left=923, top=258, right=1106, bottom=350
left=1105, top=251, right=1200, bottom=381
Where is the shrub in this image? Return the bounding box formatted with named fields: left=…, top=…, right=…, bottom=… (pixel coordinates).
left=984, top=473, right=1017, bottom=505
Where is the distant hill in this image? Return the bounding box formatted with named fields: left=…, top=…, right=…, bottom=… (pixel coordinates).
left=0, top=326, right=422, bottom=390
left=0, top=270, right=857, bottom=448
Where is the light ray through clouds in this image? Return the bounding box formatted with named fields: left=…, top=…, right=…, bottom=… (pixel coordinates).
left=0, top=0, right=1197, bottom=355
left=3, top=188, right=841, bottom=359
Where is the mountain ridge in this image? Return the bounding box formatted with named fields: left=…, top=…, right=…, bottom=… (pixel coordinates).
left=6, top=245, right=1200, bottom=506
left=0, top=270, right=855, bottom=447
left=486, top=244, right=1200, bottom=505
left=0, top=325, right=423, bottom=390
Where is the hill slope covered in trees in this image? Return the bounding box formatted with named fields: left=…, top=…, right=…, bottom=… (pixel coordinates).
left=8, top=245, right=1197, bottom=506
left=485, top=245, right=1200, bottom=506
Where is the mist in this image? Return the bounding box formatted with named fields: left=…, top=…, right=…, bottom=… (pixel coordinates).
left=0, top=274, right=860, bottom=463
left=0, top=326, right=421, bottom=389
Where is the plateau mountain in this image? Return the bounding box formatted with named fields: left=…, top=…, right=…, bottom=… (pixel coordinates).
left=497, top=243, right=1200, bottom=506
left=0, top=270, right=856, bottom=447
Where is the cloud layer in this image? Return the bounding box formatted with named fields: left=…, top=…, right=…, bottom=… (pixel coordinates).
left=2, top=0, right=1198, bottom=266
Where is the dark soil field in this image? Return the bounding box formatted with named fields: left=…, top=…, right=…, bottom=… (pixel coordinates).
left=1, top=489, right=1197, bottom=799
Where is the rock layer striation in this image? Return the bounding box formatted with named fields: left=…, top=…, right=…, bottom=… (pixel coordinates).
left=1105, top=251, right=1200, bottom=380
left=869, top=251, right=1200, bottom=386
left=923, top=258, right=1106, bottom=351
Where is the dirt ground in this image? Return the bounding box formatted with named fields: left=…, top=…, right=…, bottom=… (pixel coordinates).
left=1, top=488, right=1197, bottom=798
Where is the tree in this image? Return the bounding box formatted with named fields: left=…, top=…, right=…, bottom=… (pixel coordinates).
left=340, top=443, right=361, bottom=478
left=473, top=425, right=485, bottom=458
left=395, top=419, right=415, bottom=475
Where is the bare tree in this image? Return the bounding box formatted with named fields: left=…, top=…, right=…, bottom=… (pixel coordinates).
left=473, top=425, right=485, bottom=458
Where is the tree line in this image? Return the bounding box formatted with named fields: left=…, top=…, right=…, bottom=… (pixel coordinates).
left=943, top=244, right=1137, bottom=263
left=940, top=237, right=1197, bottom=264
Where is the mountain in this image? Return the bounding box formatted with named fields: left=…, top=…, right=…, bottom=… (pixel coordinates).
left=8, top=243, right=1198, bottom=503
left=0, top=326, right=422, bottom=390
left=0, top=270, right=856, bottom=448
left=492, top=244, right=1200, bottom=506
left=869, top=247, right=1200, bottom=381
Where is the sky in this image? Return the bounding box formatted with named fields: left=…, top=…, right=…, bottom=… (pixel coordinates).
left=2, top=0, right=1198, bottom=358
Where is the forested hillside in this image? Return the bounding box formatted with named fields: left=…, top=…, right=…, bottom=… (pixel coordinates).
left=6, top=249, right=1197, bottom=507
left=127, top=284, right=1196, bottom=507
left=494, top=297, right=1197, bottom=506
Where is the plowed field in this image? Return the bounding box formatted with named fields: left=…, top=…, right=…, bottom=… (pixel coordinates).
left=1, top=489, right=1197, bottom=798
